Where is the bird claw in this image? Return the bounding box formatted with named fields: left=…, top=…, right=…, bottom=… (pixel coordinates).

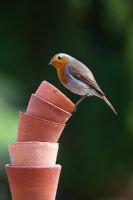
left=71, top=105, right=77, bottom=115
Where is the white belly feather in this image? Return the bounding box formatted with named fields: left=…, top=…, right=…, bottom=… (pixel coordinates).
left=62, top=73, right=91, bottom=96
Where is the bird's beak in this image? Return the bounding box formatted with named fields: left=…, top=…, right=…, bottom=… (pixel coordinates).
left=48, top=62, right=53, bottom=66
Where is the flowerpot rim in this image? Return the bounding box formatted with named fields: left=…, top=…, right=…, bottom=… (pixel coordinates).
left=31, top=94, right=72, bottom=116
left=36, top=80, right=75, bottom=105
left=6, top=164, right=61, bottom=169
left=8, top=141, right=59, bottom=147
left=19, top=112, right=66, bottom=127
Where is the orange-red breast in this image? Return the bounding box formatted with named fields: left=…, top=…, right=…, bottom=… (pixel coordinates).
left=49, top=53, right=117, bottom=115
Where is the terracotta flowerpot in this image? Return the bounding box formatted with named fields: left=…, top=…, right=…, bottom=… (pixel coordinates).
left=6, top=164, right=61, bottom=200
left=35, top=81, right=76, bottom=113
left=26, top=94, right=71, bottom=124
left=17, top=112, right=65, bottom=142
left=8, top=142, right=58, bottom=167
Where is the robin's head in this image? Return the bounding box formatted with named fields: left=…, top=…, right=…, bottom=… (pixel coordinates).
left=49, top=53, right=75, bottom=70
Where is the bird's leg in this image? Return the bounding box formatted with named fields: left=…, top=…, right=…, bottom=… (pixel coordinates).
left=71, top=94, right=90, bottom=115
left=75, top=94, right=89, bottom=107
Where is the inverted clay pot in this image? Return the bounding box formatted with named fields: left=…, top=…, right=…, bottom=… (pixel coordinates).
left=26, top=94, right=71, bottom=124
left=8, top=142, right=58, bottom=167
left=17, top=112, right=65, bottom=142
left=35, top=81, right=76, bottom=113
left=6, top=164, right=61, bottom=200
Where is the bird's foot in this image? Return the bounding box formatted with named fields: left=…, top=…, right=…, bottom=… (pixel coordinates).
left=71, top=107, right=77, bottom=115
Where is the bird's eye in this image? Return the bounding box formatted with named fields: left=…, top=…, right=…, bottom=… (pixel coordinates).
left=58, top=56, right=61, bottom=60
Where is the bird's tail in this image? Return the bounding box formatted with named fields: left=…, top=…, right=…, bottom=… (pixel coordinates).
left=102, top=95, right=117, bottom=115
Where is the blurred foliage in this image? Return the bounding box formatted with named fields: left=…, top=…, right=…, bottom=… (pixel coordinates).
left=0, top=0, right=133, bottom=199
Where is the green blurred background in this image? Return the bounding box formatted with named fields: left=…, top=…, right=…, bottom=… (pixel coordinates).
left=0, top=0, right=133, bottom=199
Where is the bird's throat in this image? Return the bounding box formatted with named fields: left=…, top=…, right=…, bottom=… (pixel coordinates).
left=57, top=66, right=68, bottom=84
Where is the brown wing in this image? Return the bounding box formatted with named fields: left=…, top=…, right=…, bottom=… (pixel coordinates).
left=68, top=61, right=104, bottom=96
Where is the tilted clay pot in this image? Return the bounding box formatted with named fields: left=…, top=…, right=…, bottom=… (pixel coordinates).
left=26, top=94, right=71, bottom=124
left=35, top=81, right=76, bottom=113
left=8, top=142, right=58, bottom=167
left=6, top=164, right=61, bottom=200
left=17, top=112, right=65, bottom=142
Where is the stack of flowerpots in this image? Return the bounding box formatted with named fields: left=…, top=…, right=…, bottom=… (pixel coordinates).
left=6, top=81, right=75, bottom=200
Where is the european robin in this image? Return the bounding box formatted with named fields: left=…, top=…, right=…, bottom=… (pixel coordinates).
left=49, top=53, right=117, bottom=115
